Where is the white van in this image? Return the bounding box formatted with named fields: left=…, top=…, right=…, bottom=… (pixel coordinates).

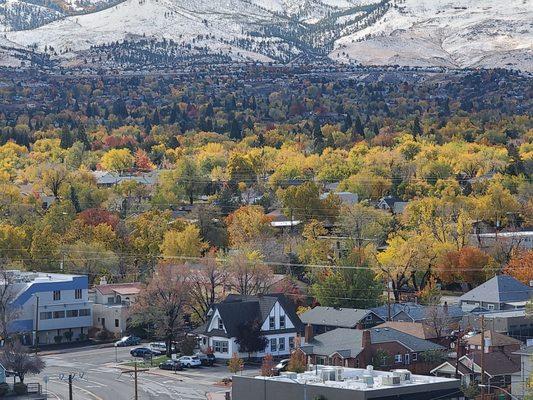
left=149, top=342, right=166, bottom=355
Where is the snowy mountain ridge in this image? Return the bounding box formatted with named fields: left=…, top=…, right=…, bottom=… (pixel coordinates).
left=0, top=0, right=531, bottom=70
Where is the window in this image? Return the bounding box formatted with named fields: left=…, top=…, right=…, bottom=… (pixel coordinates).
left=53, top=290, right=61, bottom=301
left=217, top=318, right=224, bottom=330
left=412, top=353, right=418, bottom=361
left=289, top=337, right=295, bottom=349
left=40, top=312, right=52, bottom=320
left=115, top=319, right=119, bottom=328
left=269, top=316, right=275, bottom=330
left=394, top=354, right=403, bottom=363
left=79, top=309, right=90, bottom=316
left=278, top=337, right=285, bottom=351
left=270, top=338, right=277, bottom=352
left=487, top=304, right=495, bottom=310
left=316, top=356, right=326, bottom=365
left=279, top=315, right=286, bottom=329
left=66, top=310, right=78, bottom=318
left=75, top=289, right=82, bottom=300
left=107, top=297, right=115, bottom=304
left=213, top=340, right=229, bottom=353
left=53, top=311, right=65, bottom=319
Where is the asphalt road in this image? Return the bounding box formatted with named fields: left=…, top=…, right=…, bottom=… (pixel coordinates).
left=32, top=345, right=256, bottom=400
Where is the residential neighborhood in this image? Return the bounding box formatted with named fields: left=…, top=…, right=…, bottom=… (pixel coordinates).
left=0, top=31, right=531, bottom=400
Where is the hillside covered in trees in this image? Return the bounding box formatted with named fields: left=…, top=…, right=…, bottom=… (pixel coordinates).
left=0, top=65, right=531, bottom=308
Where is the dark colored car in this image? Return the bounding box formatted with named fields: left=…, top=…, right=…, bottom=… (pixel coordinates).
left=115, top=336, right=141, bottom=347
left=130, top=347, right=156, bottom=357
left=273, top=359, right=290, bottom=375
left=158, top=360, right=183, bottom=371
left=196, top=353, right=216, bottom=366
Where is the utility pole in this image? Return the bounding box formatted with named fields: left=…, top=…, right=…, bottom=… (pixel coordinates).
left=454, top=329, right=464, bottom=379
left=480, top=315, right=486, bottom=400
left=134, top=362, right=138, bottom=400
left=386, top=280, right=392, bottom=321
left=68, top=374, right=73, bottom=400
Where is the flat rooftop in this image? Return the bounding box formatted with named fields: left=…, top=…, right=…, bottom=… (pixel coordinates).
left=257, top=366, right=458, bottom=392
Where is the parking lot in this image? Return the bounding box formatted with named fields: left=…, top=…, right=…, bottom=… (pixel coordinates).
left=34, top=344, right=260, bottom=400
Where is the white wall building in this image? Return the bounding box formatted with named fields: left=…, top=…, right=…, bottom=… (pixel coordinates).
left=90, top=279, right=142, bottom=335
left=5, top=271, right=92, bottom=345
left=194, top=294, right=303, bottom=360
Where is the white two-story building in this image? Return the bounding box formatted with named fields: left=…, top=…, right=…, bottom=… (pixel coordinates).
left=194, top=294, right=303, bottom=360
left=90, top=278, right=142, bottom=335
left=5, top=271, right=92, bottom=345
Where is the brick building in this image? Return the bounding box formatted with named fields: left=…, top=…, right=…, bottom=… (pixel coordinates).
left=296, top=326, right=446, bottom=374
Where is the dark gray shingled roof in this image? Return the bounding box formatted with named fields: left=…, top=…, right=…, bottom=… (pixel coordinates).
left=371, top=327, right=445, bottom=352
left=299, top=328, right=364, bottom=358
left=194, top=293, right=303, bottom=338
left=371, top=302, right=463, bottom=322
left=301, top=327, right=444, bottom=357
left=299, top=307, right=382, bottom=328
left=459, top=275, right=532, bottom=304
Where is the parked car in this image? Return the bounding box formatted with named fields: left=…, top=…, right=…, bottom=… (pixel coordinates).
left=273, top=359, right=290, bottom=375
left=115, top=336, right=141, bottom=347
left=158, top=360, right=183, bottom=371
left=196, top=353, right=216, bottom=366
left=178, top=356, right=202, bottom=368
left=130, top=347, right=157, bottom=358
left=149, top=342, right=167, bottom=355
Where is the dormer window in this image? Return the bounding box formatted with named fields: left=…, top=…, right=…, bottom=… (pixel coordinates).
left=218, top=318, right=224, bottom=330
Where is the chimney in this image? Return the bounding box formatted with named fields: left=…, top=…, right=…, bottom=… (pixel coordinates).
left=362, top=330, right=371, bottom=349
left=304, top=324, right=314, bottom=344
left=100, top=276, right=107, bottom=286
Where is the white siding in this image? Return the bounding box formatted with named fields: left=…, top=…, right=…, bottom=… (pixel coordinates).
left=260, top=301, right=295, bottom=331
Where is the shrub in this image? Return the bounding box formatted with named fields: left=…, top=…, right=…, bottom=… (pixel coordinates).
left=53, top=335, right=63, bottom=344
left=13, top=383, right=27, bottom=395
left=287, top=351, right=306, bottom=373
left=64, top=331, right=73, bottom=342
left=78, top=333, right=87, bottom=341
left=96, top=329, right=111, bottom=341
left=0, top=382, right=9, bottom=397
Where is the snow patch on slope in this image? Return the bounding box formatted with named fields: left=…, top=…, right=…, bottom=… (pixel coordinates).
left=331, top=0, right=533, bottom=70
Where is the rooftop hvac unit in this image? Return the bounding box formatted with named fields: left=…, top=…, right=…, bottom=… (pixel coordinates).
left=382, top=375, right=401, bottom=386
left=321, top=368, right=337, bottom=382
left=362, top=375, right=374, bottom=388
left=391, top=369, right=411, bottom=382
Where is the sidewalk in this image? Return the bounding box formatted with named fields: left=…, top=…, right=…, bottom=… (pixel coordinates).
left=207, top=391, right=230, bottom=400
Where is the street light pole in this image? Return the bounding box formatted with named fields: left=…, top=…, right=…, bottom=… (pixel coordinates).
left=479, top=385, right=520, bottom=400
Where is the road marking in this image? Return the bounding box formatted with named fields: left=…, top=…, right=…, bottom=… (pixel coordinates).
left=53, top=379, right=105, bottom=400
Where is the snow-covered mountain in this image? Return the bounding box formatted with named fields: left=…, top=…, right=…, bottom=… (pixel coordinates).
left=0, top=0, right=531, bottom=70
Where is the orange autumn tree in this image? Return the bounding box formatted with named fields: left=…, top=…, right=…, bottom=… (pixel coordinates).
left=436, top=246, right=490, bottom=287
left=503, top=250, right=533, bottom=285
left=134, top=149, right=155, bottom=171
left=261, top=354, right=275, bottom=377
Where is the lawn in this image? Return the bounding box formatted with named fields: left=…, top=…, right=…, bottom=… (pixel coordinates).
left=124, top=355, right=171, bottom=368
